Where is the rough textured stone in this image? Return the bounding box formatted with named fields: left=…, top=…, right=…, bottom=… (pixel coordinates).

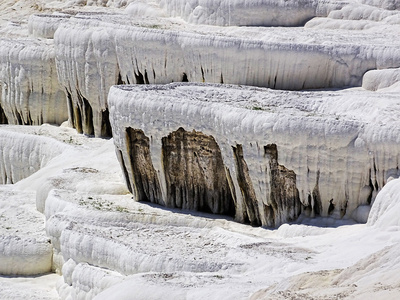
left=125, top=127, right=163, bottom=205
left=232, top=144, right=262, bottom=226
left=264, top=144, right=302, bottom=227
left=161, top=127, right=235, bottom=216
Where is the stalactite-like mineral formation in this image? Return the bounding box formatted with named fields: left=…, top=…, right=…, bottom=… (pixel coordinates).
left=108, top=83, right=400, bottom=227
left=161, top=127, right=235, bottom=215
left=0, top=39, right=67, bottom=126
left=125, top=127, right=163, bottom=205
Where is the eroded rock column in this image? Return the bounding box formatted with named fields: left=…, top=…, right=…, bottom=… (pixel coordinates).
left=232, top=144, right=262, bottom=226
left=264, top=144, right=302, bottom=227
left=125, top=127, right=163, bottom=205
left=161, top=127, right=235, bottom=216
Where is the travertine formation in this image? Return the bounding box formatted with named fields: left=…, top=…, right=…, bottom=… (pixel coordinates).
left=108, top=83, right=400, bottom=227
left=0, top=38, right=67, bottom=126
left=161, top=127, right=235, bottom=215
left=0, top=129, right=68, bottom=184
left=1, top=1, right=400, bottom=299
left=52, top=11, right=400, bottom=137
left=263, top=144, right=302, bottom=227
left=125, top=127, right=163, bottom=204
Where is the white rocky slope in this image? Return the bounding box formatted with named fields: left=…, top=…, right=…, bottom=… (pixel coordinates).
left=0, top=126, right=69, bottom=184
left=108, top=83, right=400, bottom=227
left=53, top=9, right=400, bottom=136
left=0, top=0, right=400, bottom=299
left=1, top=125, right=400, bottom=300
left=1, top=0, right=400, bottom=135
left=0, top=185, right=52, bottom=276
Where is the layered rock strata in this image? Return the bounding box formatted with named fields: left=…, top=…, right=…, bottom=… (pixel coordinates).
left=0, top=129, right=69, bottom=184
left=125, top=0, right=350, bottom=26
left=0, top=38, right=67, bottom=126
left=53, top=12, right=400, bottom=137
left=109, top=83, right=400, bottom=227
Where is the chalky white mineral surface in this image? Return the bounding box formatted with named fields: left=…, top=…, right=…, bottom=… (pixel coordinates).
left=0, top=0, right=400, bottom=299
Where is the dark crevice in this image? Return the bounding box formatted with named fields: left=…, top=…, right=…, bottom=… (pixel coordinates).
left=74, top=100, right=83, bottom=134
left=66, top=89, right=75, bottom=128
left=200, top=66, right=205, bottom=82
left=144, top=70, right=150, bottom=84
left=273, top=74, right=277, bottom=89
left=117, top=72, right=125, bottom=85
left=77, top=92, right=94, bottom=136
left=0, top=104, right=8, bottom=124
left=372, top=158, right=379, bottom=190
left=367, top=176, right=375, bottom=205
left=328, top=199, right=335, bottom=215
left=101, top=108, right=112, bottom=137
left=135, top=70, right=145, bottom=84
left=182, top=72, right=189, bottom=82
left=27, top=112, right=33, bottom=125
left=15, top=110, right=23, bottom=125
left=72, top=90, right=94, bottom=136
left=220, top=73, right=224, bottom=84
left=312, top=170, right=322, bottom=216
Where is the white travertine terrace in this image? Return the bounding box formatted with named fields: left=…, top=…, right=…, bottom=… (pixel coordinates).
left=1, top=0, right=400, bottom=299
left=28, top=13, right=72, bottom=39
left=0, top=38, right=67, bottom=126
left=53, top=11, right=400, bottom=136
left=108, top=83, right=400, bottom=227
left=0, top=128, right=70, bottom=184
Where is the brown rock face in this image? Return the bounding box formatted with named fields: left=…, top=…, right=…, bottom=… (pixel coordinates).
left=232, top=144, right=262, bottom=226
left=264, top=144, right=302, bottom=227
left=120, top=126, right=300, bottom=226
left=125, top=127, right=163, bottom=205
left=161, top=127, right=235, bottom=216
left=232, top=143, right=302, bottom=227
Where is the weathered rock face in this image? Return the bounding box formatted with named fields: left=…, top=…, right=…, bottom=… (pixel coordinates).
left=108, top=83, right=400, bottom=227
left=264, top=144, right=302, bottom=227
left=125, top=127, right=163, bottom=205
left=116, top=123, right=302, bottom=225
left=232, top=144, right=261, bottom=226
left=120, top=126, right=236, bottom=216
left=232, top=143, right=302, bottom=227
left=162, top=127, right=235, bottom=215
